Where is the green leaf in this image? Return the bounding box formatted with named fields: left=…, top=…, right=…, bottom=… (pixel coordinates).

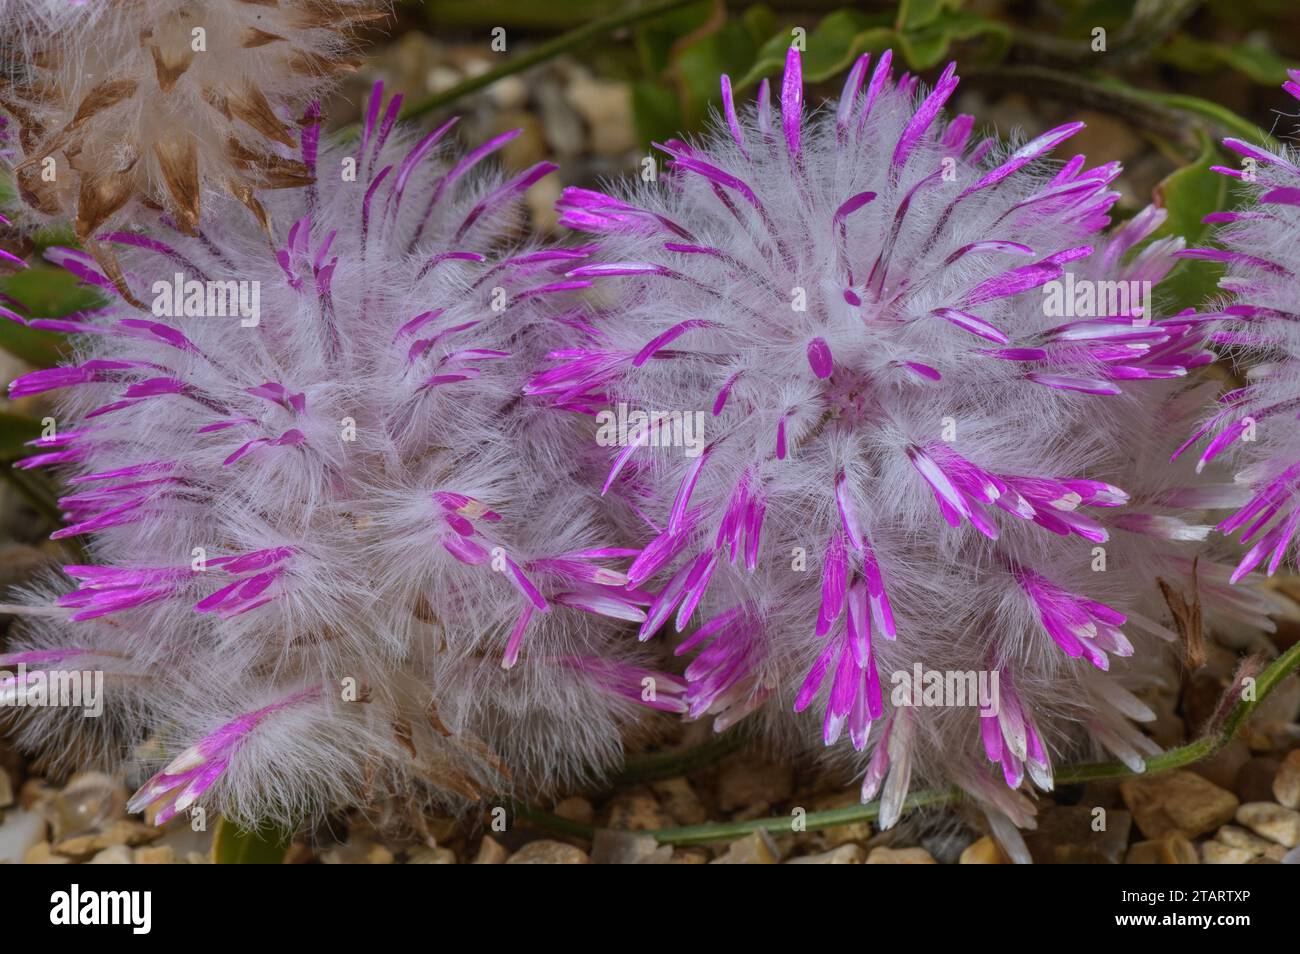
left=398, top=0, right=705, bottom=123
left=1149, top=133, right=1232, bottom=314
left=0, top=320, right=63, bottom=369
left=1147, top=91, right=1279, bottom=147
left=0, top=265, right=103, bottom=367
left=1157, top=34, right=1293, bottom=86
left=632, top=4, right=777, bottom=145
left=895, top=0, right=963, bottom=31
left=634, top=1, right=714, bottom=78
left=737, top=10, right=887, bottom=88
left=1153, top=136, right=1229, bottom=247
left=0, top=265, right=102, bottom=316
left=740, top=3, right=778, bottom=43
left=211, top=816, right=295, bottom=865
left=674, top=16, right=769, bottom=129
left=1061, top=0, right=1146, bottom=32
left=0, top=411, right=41, bottom=461
left=737, top=5, right=1006, bottom=88
left=631, top=80, right=682, bottom=149
left=404, top=0, right=653, bottom=29
left=897, top=10, right=1009, bottom=70
left=1088, top=75, right=1278, bottom=149
left=1091, top=76, right=1276, bottom=148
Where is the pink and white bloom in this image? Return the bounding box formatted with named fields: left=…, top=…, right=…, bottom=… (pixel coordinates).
left=4, top=84, right=677, bottom=826
left=1181, top=73, right=1300, bottom=584
left=532, top=48, right=1271, bottom=847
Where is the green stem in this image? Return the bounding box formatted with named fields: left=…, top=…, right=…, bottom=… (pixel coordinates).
left=645, top=786, right=960, bottom=846
left=516, top=641, right=1300, bottom=846
left=512, top=803, right=606, bottom=841
left=397, top=0, right=701, bottom=123
left=614, top=730, right=748, bottom=783
left=964, top=65, right=1193, bottom=149
left=1011, top=0, right=1206, bottom=67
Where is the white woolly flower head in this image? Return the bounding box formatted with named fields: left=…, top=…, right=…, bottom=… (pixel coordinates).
left=2, top=84, right=683, bottom=828
left=527, top=48, right=1273, bottom=837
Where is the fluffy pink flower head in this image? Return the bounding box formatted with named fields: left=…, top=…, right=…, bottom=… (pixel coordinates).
left=3, top=84, right=681, bottom=828
left=1180, top=72, right=1300, bottom=583
left=529, top=49, right=1263, bottom=841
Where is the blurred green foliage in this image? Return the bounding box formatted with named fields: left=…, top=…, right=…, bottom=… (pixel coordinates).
left=1149, top=133, right=1232, bottom=314
left=0, top=266, right=101, bottom=367
left=211, top=817, right=294, bottom=865
left=0, top=410, right=41, bottom=461
left=403, top=0, right=1297, bottom=153
left=627, top=0, right=1014, bottom=144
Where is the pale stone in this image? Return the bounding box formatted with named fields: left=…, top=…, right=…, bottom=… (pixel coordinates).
left=506, top=840, right=590, bottom=864
left=496, top=112, right=546, bottom=171
left=1201, top=840, right=1254, bottom=864
left=23, top=842, right=69, bottom=864
left=591, top=829, right=665, bottom=864
left=786, top=844, right=865, bottom=864
left=487, top=75, right=528, bottom=110
left=1273, top=749, right=1300, bottom=809
left=134, top=845, right=176, bottom=864
left=424, top=65, right=461, bottom=95
left=1120, top=771, right=1239, bottom=839
left=1235, top=802, right=1300, bottom=848
left=710, top=831, right=781, bottom=864
left=55, top=819, right=159, bottom=856
left=960, top=836, right=1009, bottom=864
left=471, top=836, right=508, bottom=864
left=41, top=772, right=127, bottom=842
left=526, top=176, right=561, bottom=235
left=407, top=847, right=456, bottom=864
left=670, top=849, right=710, bottom=864
left=866, top=847, right=937, bottom=864
left=0, top=808, right=47, bottom=864
left=566, top=77, right=635, bottom=156
left=1216, top=825, right=1287, bottom=861
left=1124, top=833, right=1198, bottom=864
left=321, top=841, right=394, bottom=864
left=89, top=845, right=134, bottom=864
left=537, top=82, right=584, bottom=159
left=363, top=843, right=395, bottom=864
